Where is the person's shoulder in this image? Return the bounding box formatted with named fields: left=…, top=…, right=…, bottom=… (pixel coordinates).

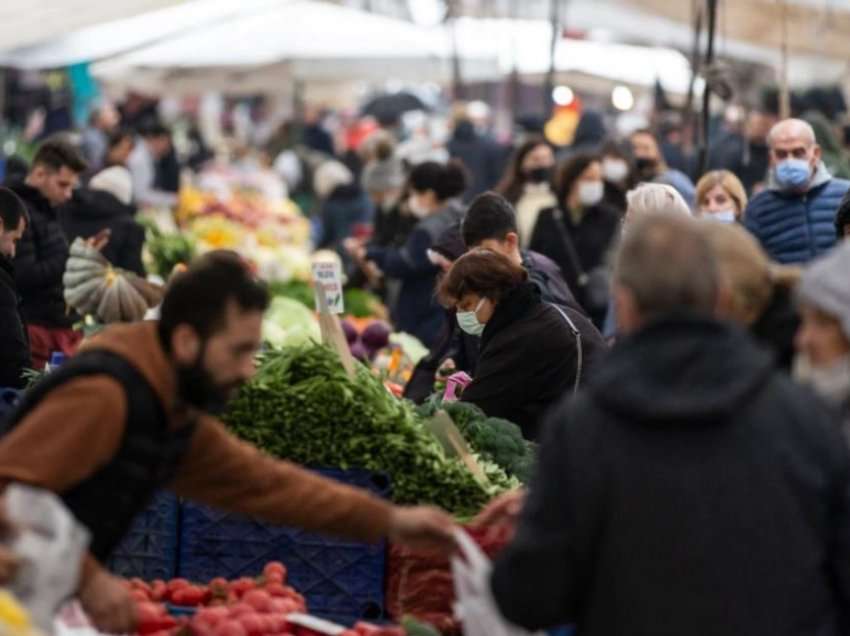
left=824, top=177, right=850, bottom=196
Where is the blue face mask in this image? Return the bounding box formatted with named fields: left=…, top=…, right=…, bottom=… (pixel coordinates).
left=775, top=158, right=812, bottom=190
left=707, top=209, right=737, bottom=224
left=456, top=298, right=486, bottom=336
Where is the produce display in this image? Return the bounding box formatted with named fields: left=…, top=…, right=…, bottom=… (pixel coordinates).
left=144, top=223, right=198, bottom=279
left=64, top=238, right=163, bottom=323
left=131, top=562, right=307, bottom=636
left=262, top=297, right=322, bottom=349
left=224, top=344, right=518, bottom=517
left=417, top=398, right=537, bottom=484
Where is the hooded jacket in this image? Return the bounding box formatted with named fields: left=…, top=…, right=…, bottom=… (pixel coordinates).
left=744, top=162, right=848, bottom=264
left=447, top=121, right=506, bottom=201
left=492, top=316, right=850, bottom=635
left=460, top=283, right=606, bottom=440
left=60, top=188, right=145, bottom=276
left=0, top=256, right=30, bottom=389
left=7, top=181, right=71, bottom=328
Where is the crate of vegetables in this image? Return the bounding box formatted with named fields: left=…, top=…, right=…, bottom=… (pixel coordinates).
left=178, top=468, right=390, bottom=626
left=108, top=491, right=179, bottom=580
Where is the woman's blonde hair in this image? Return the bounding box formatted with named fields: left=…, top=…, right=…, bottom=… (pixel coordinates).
left=625, top=182, right=691, bottom=220
left=700, top=221, right=801, bottom=325
left=695, top=170, right=748, bottom=218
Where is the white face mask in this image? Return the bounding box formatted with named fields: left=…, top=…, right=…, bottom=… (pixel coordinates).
left=705, top=209, right=737, bottom=224
left=408, top=195, right=430, bottom=219
left=578, top=181, right=605, bottom=207
left=602, top=158, right=629, bottom=183
left=793, top=353, right=850, bottom=405
left=456, top=298, right=486, bottom=336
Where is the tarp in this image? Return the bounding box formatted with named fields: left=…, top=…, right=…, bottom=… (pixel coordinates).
left=0, top=0, right=181, bottom=52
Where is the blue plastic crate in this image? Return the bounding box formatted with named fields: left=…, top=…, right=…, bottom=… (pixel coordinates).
left=108, top=491, right=179, bottom=580
left=0, top=388, right=21, bottom=428
left=178, top=468, right=390, bottom=625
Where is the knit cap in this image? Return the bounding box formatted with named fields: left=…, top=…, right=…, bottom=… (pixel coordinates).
left=89, top=166, right=133, bottom=206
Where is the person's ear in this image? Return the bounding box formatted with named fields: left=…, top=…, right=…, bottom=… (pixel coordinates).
left=812, top=144, right=822, bottom=165
left=505, top=232, right=519, bottom=251
left=171, top=324, right=201, bottom=365
left=613, top=284, right=640, bottom=335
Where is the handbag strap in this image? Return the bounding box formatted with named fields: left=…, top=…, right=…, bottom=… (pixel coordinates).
left=549, top=303, right=583, bottom=395
left=551, top=209, right=588, bottom=285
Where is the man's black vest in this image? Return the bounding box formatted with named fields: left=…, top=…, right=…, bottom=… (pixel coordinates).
left=3, top=350, right=196, bottom=560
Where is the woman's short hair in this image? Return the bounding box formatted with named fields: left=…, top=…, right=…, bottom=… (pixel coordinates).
left=695, top=170, right=749, bottom=216
left=437, top=249, right=528, bottom=306
left=625, top=182, right=692, bottom=219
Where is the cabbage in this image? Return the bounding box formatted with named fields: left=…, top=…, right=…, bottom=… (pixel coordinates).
left=262, top=297, right=321, bottom=348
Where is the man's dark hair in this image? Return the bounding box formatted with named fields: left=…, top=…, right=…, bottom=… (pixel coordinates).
left=31, top=137, right=88, bottom=174
left=108, top=127, right=134, bottom=150
left=462, top=192, right=518, bottom=248
left=0, top=187, right=27, bottom=230
left=158, top=251, right=269, bottom=350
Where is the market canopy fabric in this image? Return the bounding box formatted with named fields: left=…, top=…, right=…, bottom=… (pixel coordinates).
left=0, top=0, right=181, bottom=52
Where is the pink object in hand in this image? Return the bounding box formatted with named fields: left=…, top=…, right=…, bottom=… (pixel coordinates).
left=443, top=371, right=473, bottom=402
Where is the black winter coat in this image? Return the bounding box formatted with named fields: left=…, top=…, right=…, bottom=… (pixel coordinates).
left=492, top=316, right=850, bottom=636
left=8, top=182, right=71, bottom=328
left=529, top=204, right=620, bottom=321
left=0, top=256, right=30, bottom=389
left=60, top=189, right=145, bottom=276
left=460, top=283, right=606, bottom=440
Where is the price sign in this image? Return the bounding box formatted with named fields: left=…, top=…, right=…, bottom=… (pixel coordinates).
left=312, top=260, right=344, bottom=314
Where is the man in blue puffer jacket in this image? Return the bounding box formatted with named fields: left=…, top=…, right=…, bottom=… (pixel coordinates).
left=744, top=118, right=849, bottom=264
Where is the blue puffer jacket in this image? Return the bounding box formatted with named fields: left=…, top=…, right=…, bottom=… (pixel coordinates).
left=744, top=163, right=848, bottom=264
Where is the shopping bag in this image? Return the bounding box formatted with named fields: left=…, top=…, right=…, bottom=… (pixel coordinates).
left=451, top=529, right=545, bottom=636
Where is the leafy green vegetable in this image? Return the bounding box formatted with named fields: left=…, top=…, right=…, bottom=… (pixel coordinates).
left=143, top=224, right=197, bottom=278
left=224, top=343, right=517, bottom=516
left=262, top=297, right=321, bottom=348
left=342, top=287, right=382, bottom=318
left=267, top=280, right=315, bottom=310
left=417, top=397, right=537, bottom=483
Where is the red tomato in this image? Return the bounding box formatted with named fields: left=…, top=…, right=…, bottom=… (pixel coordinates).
left=213, top=619, right=247, bottom=636
left=209, top=577, right=229, bottom=594
left=171, top=586, right=207, bottom=607
left=277, top=599, right=298, bottom=615
left=150, top=581, right=168, bottom=602
left=237, top=613, right=264, bottom=636
left=265, top=615, right=288, bottom=634
left=135, top=602, right=176, bottom=634
left=242, top=590, right=271, bottom=613
left=268, top=598, right=289, bottom=614
left=131, top=589, right=151, bottom=603
left=265, top=582, right=287, bottom=598
left=229, top=578, right=256, bottom=597
left=196, top=607, right=230, bottom=626
left=227, top=602, right=255, bottom=618
left=263, top=570, right=285, bottom=585
left=168, top=578, right=191, bottom=590
left=263, top=562, right=287, bottom=583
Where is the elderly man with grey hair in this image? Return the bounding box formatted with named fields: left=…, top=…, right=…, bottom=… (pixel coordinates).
left=744, top=117, right=849, bottom=264
left=490, top=212, right=850, bottom=636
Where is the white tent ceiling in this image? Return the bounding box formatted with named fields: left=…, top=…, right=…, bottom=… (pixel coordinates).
left=0, top=0, right=182, bottom=51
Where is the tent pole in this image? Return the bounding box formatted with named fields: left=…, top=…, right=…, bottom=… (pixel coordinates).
left=779, top=0, right=791, bottom=119
left=543, top=0, right=563, bottom=118
left=697, top=0, right=718, bottom=177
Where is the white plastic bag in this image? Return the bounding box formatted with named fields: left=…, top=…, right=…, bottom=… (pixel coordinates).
left=451, top=529, right=545, bottom=636
left=5, top=484, right=90, bottom=633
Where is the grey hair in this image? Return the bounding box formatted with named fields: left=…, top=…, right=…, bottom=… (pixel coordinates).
left=614, top=213, right=719, bottom=321
left=625, top=182, right=692, bottom=220
left=766, top=118, right=816, bottom=148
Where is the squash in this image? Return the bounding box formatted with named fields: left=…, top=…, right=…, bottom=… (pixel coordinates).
left=63, top=238, right=163, bottom=323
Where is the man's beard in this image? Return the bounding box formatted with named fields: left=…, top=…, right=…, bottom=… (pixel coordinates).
left=177, top=351, right=242, bottom=415
left=793, top=353, right=850, bottom=406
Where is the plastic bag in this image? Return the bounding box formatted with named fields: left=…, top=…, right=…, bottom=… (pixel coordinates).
left=451, top=529, right=544, bottom=636
left=5, top=484, right=90, bottom=633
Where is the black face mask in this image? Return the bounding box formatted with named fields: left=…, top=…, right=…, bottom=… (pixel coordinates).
left=176, top=347, right=239, bottom=415
left=634, top=157, right=658, bottom=178
left=524, top=167, right=552, bottom=184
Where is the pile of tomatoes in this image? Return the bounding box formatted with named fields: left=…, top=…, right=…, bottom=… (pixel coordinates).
left=130, top=561, right=307, bottom=636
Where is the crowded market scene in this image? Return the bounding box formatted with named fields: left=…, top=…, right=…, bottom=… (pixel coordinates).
left=1, top=0, right=850, bottom=635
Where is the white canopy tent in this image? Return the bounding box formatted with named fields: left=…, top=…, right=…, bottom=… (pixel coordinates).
left=0, top=0, right=181, bottom=51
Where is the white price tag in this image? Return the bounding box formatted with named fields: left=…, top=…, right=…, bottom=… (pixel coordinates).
left=312, top=261, right=344, bottom=314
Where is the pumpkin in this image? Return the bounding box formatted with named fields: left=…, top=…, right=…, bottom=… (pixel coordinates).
left=63, top=238, right=163, bottom=323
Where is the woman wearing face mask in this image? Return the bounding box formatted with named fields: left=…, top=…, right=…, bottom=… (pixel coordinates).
left=695, top=170, right=748, bottom=224
left=599, top=140, right=636, bottom=216
left=357, top=160, right=467, bottom=348
left=438, top=249, right=605, bottom=440
left=529, top=153, right=621, bottom=324
left=794, top=242, right=850, bottom=443
left=496, top=137, right=557, bottom=248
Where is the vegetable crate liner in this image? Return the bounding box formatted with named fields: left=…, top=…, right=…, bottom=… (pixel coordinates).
left=108, top=491, right=180, bottom=580
left=178, top=468, right=390, bottom=626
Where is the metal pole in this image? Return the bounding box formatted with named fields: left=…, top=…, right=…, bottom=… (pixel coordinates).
left=543, top=0, right=562, bottom=117
left=779, top=0, right=791, bottom=119
left=697, top=0, right=718, bottom=177
left=448, top=0, right=465, bottom=101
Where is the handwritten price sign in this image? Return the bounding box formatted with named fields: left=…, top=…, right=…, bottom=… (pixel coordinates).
left=312, top=261, right=344, bottom=314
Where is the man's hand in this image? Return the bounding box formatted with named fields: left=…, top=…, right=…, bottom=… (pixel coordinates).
left=78, top=569, right=136, bottom=634
left=471, top=488, right=526, bottom=541
left=87, top=229, right=111, bottom=252
left=388, top=506, right=457, bottom=553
